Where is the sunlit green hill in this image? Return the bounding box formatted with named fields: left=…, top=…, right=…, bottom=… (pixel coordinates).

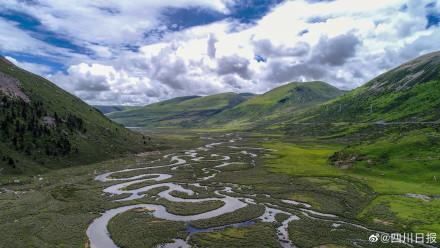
left=290, top=51, right=440, bottom=125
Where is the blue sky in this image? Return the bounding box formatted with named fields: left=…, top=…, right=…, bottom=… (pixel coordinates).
left=1, top=0, right=440, bottom=105
left=0, top=0, right=283, bottom=73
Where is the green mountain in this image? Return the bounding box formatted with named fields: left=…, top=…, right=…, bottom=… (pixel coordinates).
left=93, top=105, right=141, bottom=114
left=290, top=51, right=440, bottom=125
left=108, top=92, right=255, bottom=128
left=0, top=57, right=152, bottom=174
left=205, top=81, right=345, bottom=129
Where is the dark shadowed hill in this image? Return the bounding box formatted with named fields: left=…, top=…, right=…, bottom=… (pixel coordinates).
left=0, top=57, right=153, bottom=174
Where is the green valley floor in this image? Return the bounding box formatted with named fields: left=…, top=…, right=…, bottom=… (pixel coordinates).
left=0, top=131, right=438, bottom=248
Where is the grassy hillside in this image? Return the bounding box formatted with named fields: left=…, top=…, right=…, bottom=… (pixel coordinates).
left=0, top=57, right=153, bottom=175
left=108, top=92, right=254, bottom=128
left=206, top=81, right=345, bottom=129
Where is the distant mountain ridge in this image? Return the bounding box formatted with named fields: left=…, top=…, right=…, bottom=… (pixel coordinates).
left=108, top=81, right=345, bottom=129
left=107, top=51, right=440, bottom=133
left=108, top=92, right=255, bottom=128
left=0, top=56, right=152, bottom=174
left=93, top=105, right=141, bottom=114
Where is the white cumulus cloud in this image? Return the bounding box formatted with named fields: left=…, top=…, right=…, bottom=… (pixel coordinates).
left=2, top=0, right=440, bottom=104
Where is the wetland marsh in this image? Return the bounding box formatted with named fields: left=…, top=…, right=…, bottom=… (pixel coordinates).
left=0, top=132, right=438, bottom=248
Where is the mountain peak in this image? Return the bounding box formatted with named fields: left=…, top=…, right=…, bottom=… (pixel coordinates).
left=260, top=81, right=343, bottom=102
left=282, top=81, right=340, bottom=91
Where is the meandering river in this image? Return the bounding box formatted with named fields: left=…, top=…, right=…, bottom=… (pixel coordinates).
left=86, top=134, right=432, bottom=248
